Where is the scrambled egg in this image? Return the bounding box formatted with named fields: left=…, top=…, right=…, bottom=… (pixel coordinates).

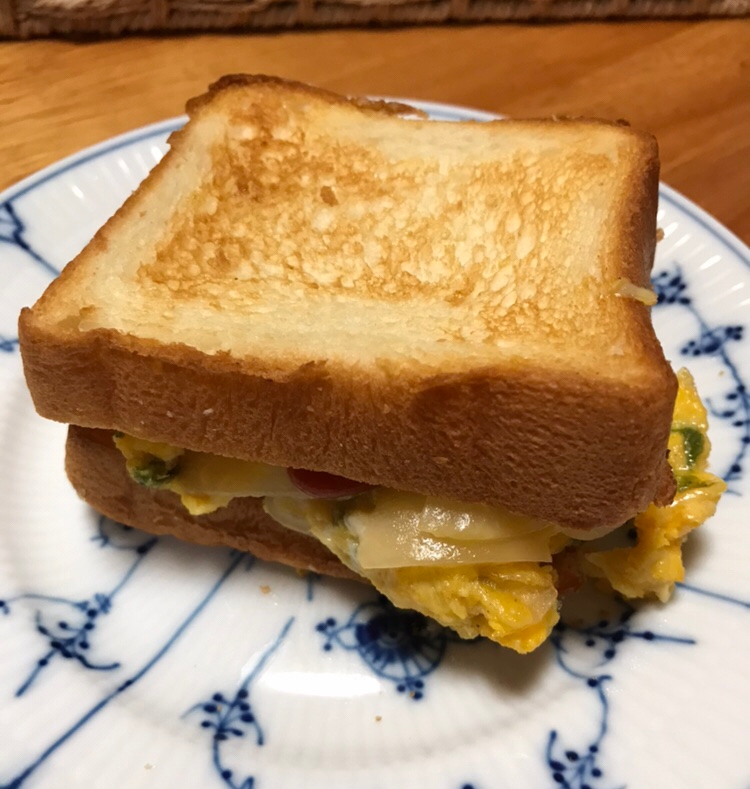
left=581, top=369, right=726, bottom=601
left=372, top=565, right=559, bottom=654
left=305, top=499, right=563, bottom=654
left=114, top=369, right=724, bottom=654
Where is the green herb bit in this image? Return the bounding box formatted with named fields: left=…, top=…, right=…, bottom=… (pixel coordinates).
left=672, top=426, right=705, bottom=470
left=676, top=473, right=711, bottom=493
left=129, top=457, right=179, bottom=489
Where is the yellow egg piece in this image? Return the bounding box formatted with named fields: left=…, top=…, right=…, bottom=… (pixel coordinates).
left=582, top=369, right=726, bottom=601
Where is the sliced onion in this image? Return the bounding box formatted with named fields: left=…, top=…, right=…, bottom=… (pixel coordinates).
left=355, top=522, right=555, bottom=569
left=344, top=491, right=557, bottom=569
left=419, top=496, right=554, bottom=541
left=263, top=497, right=313, bottom=534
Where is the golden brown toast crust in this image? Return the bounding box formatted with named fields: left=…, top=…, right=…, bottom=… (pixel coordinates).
left=190, top=74, right=427, bottom=120
left=20, top=75, right=676, bottom=531
left=66, top=426, right=359, bottom=580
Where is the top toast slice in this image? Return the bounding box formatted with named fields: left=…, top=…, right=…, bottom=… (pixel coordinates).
left=19, top=75, right=676, bottom=530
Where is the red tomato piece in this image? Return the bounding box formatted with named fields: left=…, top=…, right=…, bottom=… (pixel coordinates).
left=287, top=468, right=372, bottom=499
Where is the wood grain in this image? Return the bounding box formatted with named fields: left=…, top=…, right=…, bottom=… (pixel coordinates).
left=0, top=21, right=748, bottom=241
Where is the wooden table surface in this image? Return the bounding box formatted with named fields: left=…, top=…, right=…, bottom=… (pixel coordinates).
left=1, top=21, right=749, bottom=242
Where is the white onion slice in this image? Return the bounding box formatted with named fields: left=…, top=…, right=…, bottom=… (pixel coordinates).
left=345, top=491, right=556, bottom=569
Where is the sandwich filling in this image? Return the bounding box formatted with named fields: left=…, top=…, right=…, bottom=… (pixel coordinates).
left=114, top=369, right=724, bottom=653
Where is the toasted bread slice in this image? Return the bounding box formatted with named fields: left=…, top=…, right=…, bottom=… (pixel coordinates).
left=66, top=426, right=358, bottom=580
left=20, top=75, right=675, bottom=531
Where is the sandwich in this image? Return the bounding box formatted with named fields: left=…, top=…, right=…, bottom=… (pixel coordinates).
left=18, top=75, right=725, bottom=654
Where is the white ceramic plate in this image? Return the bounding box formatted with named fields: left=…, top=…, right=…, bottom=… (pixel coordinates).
left=1, top=101, right=749, bottom=789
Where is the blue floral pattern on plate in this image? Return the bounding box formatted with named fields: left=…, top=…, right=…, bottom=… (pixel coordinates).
left=545, top=602, right=694, bottom=789
left=186, top=617, right=294, bottom=789
left=0, top=519, right=156, bottom=697
left=0, top=199, right=57, bottom=353
left=653, top=266, right=749, bottom=484
left=0, top=201, right=57, bottom=277
left=316, top=596, right=461, bottom=700
left=0, top=551, right=245, bottom=789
